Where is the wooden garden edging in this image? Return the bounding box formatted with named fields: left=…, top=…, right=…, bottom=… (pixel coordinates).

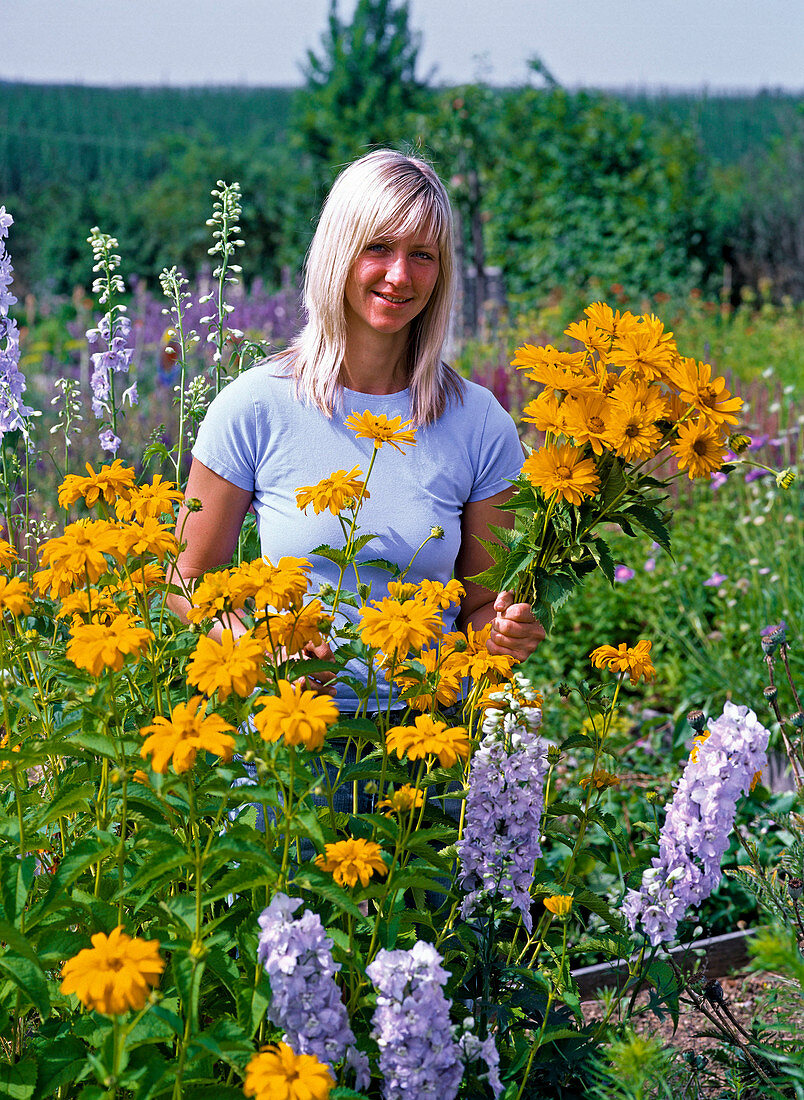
left=572, top=929, right=755, bottom=999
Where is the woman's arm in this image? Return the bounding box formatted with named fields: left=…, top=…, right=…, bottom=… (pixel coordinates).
left=455, top=489, right=545, bottom=662
left=167, top=459, right=254, bottom=637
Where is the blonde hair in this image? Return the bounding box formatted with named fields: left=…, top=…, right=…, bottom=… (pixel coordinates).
left=278, top=149, right=463, bottom=426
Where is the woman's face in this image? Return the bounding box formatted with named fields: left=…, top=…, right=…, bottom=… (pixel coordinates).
left=344, top=230, right=440, bottom=340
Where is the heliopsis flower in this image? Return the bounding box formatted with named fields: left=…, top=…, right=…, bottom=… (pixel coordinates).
left=60, top=926, right=164, bottom=1015
left=244, top=1044, right=334, bottom=1100
left=386, top=580, right=420, bottom=601
left=561, top=393, right=617, bottom=455
left=671, top=420, right=727, bottom=479
left=522, top=443, right=600, bottom=505
left=359, top=597, right=441, bottom=660
left=443, top=623, right=514, bottom=683
left=378, top=784, right=425, bottom=815
left=0, top=538, right=18, bottom=569
left=139, top=696, right=236, bottom=774
left=386, top=714, right=470, bottom=768
left=252, top=679, right=338, bottom=751
left=315, top=838, right=388, bottom=888
left=295, top=466, right=368, bottom=515
left=606, top=403, right=663, bottom=463
left=543, top=895, right=573, bottom=917
left=57, top=588, right=119, bottom=625
left=0, top=575, right=31, bottom=617
left=114, top=475, right=183, bottom=522
left=231, top=556, right=311, bottom=612
left=511, top=344, right=594, bottom=396
left=608, top=314, right=676, bottom=382
left=520, top=392, right=567, bottom=435
left=119, top=517, right=179, bottom=562
left=589, top=639, right=656, bottom=685
left=111, top=562, right=165, bottom=598
left=583, top=302, right=639, bottom=340
left=392, top=646, right=462, bottom=711
left=36, top=520, right=123, bottom=596
left=344, top=411, right=416, bottom=453
left=580, top=769, right=621, bottom=790
left=416, top=578, right=465, bottom=610
left=186, top=629, right=266, bottom=700
left=261, top=600, right=333, bottom=655
left=185, top=568, right=239, bottom=624
left=67, top=615, right=154, bottom=676
left=670, top=358, right=742, bottom=428
left=564, top=318, right=612, bottom=359
left=57, top=460, right=136, bottom=510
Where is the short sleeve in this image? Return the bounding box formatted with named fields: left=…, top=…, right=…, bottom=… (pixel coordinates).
left=467, top=393, right=525, bottom=502
left=192, top=377, right=259, bottom=492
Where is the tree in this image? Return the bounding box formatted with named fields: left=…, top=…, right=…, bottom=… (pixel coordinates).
left=293, top=0, right=426, bottom=186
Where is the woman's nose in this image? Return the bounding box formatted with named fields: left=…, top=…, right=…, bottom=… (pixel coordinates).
left=385, top=252, right=411, bottom=286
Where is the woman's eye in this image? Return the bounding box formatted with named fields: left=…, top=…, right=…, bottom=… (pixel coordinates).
left=366, top=243, right=387, bottom=253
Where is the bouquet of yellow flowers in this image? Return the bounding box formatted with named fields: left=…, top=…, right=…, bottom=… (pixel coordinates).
left=470, top=301, right=744, bottom=630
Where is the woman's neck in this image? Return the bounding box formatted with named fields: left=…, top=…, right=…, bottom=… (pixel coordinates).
left=341, top=329, right=410, bottom=395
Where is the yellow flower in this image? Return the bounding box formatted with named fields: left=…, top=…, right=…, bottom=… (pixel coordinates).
left=416, top=578, right=465, bottom=611
left=59, top=926, right=164, bottom=1015
left=392, top=646, right=462, bottom=712
left=583, top=302, right=639, bottom=340
left=67, top=615, right=154, bottom=676
left=520, top=392, right=567, bottom=435
left=543, top=895, right=573, bottom=918
left=243, top=1043, right=334, bottom=1100
left=57, top=588, right=119, bottom=626
left=561, top=393, right=617, bottom=456
left=186, top=629, right=266, bottom=700
left=359, top=597, right=441, bottom=660
left=580, top=769, right=621, bottom=790
left=111, top=562, right=165, bottom=599
left=378, top=784, right=425, bottom=815
left=386, top=714, right=470, bottom=768
left=57, top=460, right=136, bottom=510
left=0, top=576, right=31, bottom=617
left=295, top=466, right=368, bottom=515
left=589, top=639, right=656, bottom=685
left=315, top=838, right=388, bottom=888
left=185, top=569, right=239, bottom=624
left=120, top=518, right=179, bottom=562
left=0, top=538, right=18, bottom=569
left=522, top=443, right=600, bottom=506
left=140, top=696, right=236, bottom=774
left=511, top=344, right=595, bottom=396
left=671, top=420, right=728, bottom=479
left=564, top=318, right=612, bottom=359
left=261, top=600, right=333, bottom=656
left=670, top=357, right=742, bottom=428
left=689, top=729, right=710, bottom=764
left=606, top=403, right=663, bottom=463
left=36, top=520, right=123, bottom=596
left=443, top=623, right=514, bottom=684
left=114, top=475, right=183, bottom=522
left=386, top=580, right=420, bottom=601
left=231, top=556, right=312, bottom=612
left=252, top=679, right=338, bottom=751
left=608, top=314, right=677, bottom=382
left=344, top=410, right=417, bottom=453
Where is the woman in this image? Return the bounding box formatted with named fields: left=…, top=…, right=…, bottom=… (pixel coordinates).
left=170, top=150, right=544, bottom=708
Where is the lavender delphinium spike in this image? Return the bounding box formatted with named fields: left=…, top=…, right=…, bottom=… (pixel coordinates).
left=257, top=893, right=369, bottom=1089
left=366, top=940, right=463, bottom=1099
left=86, top=228, right=134, bottom=453
left=458, top=676, right=548, bottom=931
left=0, top=208, right=35, bottom=440
left=623, top=701, right=769, bottom=946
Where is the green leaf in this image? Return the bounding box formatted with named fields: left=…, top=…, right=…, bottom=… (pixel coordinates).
left=625, top=503, right=672, bottom=555
left=28, top=833, right=117, bottom=927
left=358, top=556, right=400, bottom=576
left=350, top=533, right=378, bottom=553
left=0, top=1058, right=37, bottom=1099
left=0, top=953, right=50, bottom=1019
left=587, top=537, right=615, bottom=585
left=0, top=855, right=35, bottom=924
left=34, top=783, right=95, bottom=830
left=310, top=544, right=349, bottom=568
left=31, top=1030, right=85, bottom=1098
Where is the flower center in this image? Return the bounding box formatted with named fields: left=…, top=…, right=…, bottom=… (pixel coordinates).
left=555, top=464, right=572, bottom=479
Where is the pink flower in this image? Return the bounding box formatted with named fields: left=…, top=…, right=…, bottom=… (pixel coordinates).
left=614, top=566, right=635, bottom=583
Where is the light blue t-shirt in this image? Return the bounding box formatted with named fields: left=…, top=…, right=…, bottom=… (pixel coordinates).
left=192, top=364, right=524, bottom=708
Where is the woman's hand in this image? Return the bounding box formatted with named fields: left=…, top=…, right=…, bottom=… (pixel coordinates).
left=299, top=639, right=338, bottom=696
left=486, top=590, right=545, bottom=662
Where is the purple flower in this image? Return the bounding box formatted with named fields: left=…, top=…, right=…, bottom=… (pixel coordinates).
left=0, top=208, right=12, bottom=239
left=366, top=941, right=463, bottom=1099
left=745, top=468, right=771, bottom=483
left=703, top=572, right=727, bottom=588
left=643, top=558, right=656, bottom=573
left=760, top=620, right=786, bottom=638
left=98, top=429, right=121, bottom=455
left=458, top=1031, right=503, bottom=1098
left=614, top=566, right=635, bottom=583
left=709, top=471, right=728, bottom=490
left=0, top=215, right=35, bottom=438
left=458, top=678, right=547, bottom=931
left=257, top=894, right=369, bottom=1089
left=623, top=702, right=769, bottom=945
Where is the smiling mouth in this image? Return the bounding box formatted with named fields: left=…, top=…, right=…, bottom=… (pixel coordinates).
left=373, top=292, right=413, bottom=304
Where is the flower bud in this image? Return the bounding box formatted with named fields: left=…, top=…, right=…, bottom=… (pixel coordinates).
left=728, top=433, right=751, bottom=454
left=788, top=877, right=803, bottom=901
left=452, top=637, right=467, bottom=653
left=357, top=583, right=371, bottom=601
left=558, top=681, right=572, bottom=698
left=703, top=979, right=724, bottom=1005
left=775, top=468, right=796, bottom=490
left=763, top=686, right=778, bottom=704
left=430, top=525, right=445, bottom=539
left=687, top=709, right=706, bottom=732
left=547, top=745, right=561, bottom=765
left=364, top=781, right=378, bottom=795
left=185, top=497, right=203, bottom=513
left=790, top=712, right=804, bottom=730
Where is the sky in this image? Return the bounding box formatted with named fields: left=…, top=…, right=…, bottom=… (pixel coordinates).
left=3, top=0, right=803, bottom=91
